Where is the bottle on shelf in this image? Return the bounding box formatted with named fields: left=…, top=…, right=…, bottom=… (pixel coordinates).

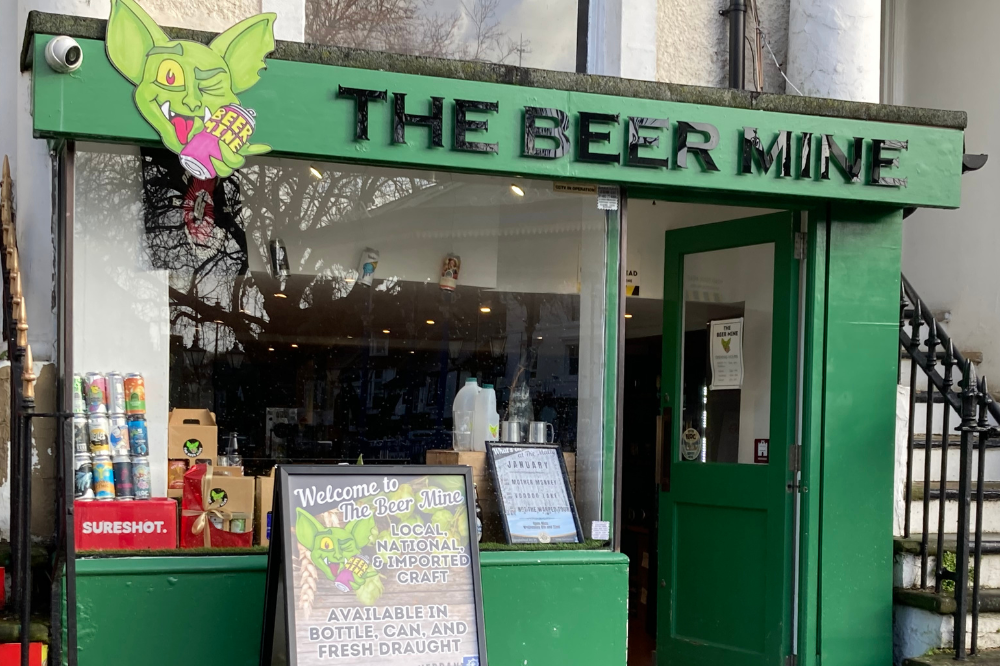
left=453, top=377, right=480, bottom=451
left=228, top=432, right=242, bottom=468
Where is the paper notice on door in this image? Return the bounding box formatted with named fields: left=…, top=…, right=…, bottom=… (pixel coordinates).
left=709, top=317, right=744, bottom=390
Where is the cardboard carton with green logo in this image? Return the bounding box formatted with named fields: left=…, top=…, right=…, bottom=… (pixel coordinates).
left=168, top=408, right=219, bottom=462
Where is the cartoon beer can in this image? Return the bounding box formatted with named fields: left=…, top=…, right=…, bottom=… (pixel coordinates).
left=132, top=456, right=151, bottom=500
left=92, top=455, right=115, bottom=499
left=178, top=105, right=257, bottom=180
left=88, top=414, right=111, bottom=455
left=128, top=415, right=149, bottom=456
left=439, top=253, right=461, bottom=291
left=85, top=372, right=108, bottom=414
left=168, top=459, right=188, bottom=489
left=74, top=452, right=94, bottom=500
left=113, top=455, right=134, bottom=500
left=124, top=373, right=146, bottom=414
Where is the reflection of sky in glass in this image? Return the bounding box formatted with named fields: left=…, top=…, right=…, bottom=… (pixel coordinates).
left=305, top=0, right=576, bottom=72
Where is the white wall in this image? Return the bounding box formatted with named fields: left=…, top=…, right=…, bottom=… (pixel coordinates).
left=889, top=0, right=1000, bottom=380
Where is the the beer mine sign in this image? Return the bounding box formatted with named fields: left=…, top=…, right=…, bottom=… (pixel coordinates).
left=261, top=466, right=488, bottom=666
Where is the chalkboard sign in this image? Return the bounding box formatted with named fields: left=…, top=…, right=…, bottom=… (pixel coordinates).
left=487, top=444, right=585, bottom=544
left=261, top=465, right=488, bottom=666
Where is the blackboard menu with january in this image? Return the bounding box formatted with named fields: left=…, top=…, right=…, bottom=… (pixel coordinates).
left=488, top=444, right=584, bottom=544
left=261, top=466, right=488, bottom=666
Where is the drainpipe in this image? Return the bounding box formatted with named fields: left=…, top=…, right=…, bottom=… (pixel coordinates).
left=724, top=0, right=747, bottom=88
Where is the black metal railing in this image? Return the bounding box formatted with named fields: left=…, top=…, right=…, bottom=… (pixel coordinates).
left=901, top=274, right=1000, bottom=658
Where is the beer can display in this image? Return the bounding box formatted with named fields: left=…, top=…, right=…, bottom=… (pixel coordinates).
left=74, top=452, right=94, bottom=500
left=113, top=455, right=134, bottom=500
left=124, top=373, right=146, bottom=414
left=85, top=372, right=108, bottom=414
left=92, top=455, right=115, bottom=499
left=72, top=374, right=87, bottom=414
left=109, top=414, right=130, bottom=456
left=72, top=414, right=90, bottom=453
left=107, top=372, right=127, bottom=414
left=132, top=456, right=151, bottom=500
left=128, top=415, right=149, bottom=456
left=87, top=414, right=111, bottom=455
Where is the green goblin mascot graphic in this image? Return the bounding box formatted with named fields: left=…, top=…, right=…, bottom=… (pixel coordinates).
left=296, top=508, right=384, bottom=605
left=105, top=0, right=275, bottom=180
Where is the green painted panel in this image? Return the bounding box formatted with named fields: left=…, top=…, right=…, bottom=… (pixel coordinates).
left=32, top=36, right=964, bottom=208
left=657, top=213, right=799, bottom=666
left=71, top=551, right=627, bottom=666
left=817, top=209, right=901, bottom=666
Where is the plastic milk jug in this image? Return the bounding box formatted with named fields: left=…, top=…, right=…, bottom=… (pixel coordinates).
left=453, top=378, right=480, bottom=451
left=473, top=385, right=498, bottom=452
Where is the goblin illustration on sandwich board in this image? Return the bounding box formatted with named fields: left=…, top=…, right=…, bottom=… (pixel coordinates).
left=105, top=0, right=275, bottom=179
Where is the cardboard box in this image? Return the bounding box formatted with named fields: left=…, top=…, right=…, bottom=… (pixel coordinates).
left=75, top=499, right=178, bottom=551
left=425, top=449, right=576, bottom=543
left=180, top=464, right=254, bottom=548
left=168, top=408, right=218, bottom=463
left=255, top=474, right=275, bottom=546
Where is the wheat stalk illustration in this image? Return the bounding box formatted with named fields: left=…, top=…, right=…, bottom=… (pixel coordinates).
left=298, top=542, right=318, bottom=619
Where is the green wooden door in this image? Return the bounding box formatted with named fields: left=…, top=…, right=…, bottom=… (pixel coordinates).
left=656, top=212, right=799, bottom=666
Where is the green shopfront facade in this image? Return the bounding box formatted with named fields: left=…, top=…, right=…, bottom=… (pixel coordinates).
left=21, top=10, right=967, bottom=666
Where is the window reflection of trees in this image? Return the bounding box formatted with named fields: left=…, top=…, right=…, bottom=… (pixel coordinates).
left=305, top=0, right=533, bottom=66
left=78, top=148, right=589, bottom=470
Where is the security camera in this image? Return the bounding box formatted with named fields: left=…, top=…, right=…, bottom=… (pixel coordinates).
left=45, top=36, right=83, bottom=73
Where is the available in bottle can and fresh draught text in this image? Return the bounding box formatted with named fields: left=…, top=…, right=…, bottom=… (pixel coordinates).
left=74, top=452, right=94, bottom=500
left=109, top=413, right=130, bottom=456
left=72, top=374, right=87, bottom=414
left=124, top=373, right=146, bottom=415
left=113, top=455, right=134, bottom=500
left=132, top=456, right=151, bottom=500
left=128, top=415, right=149, bottom=456
left=92, top=455, right=115, bottom=499
left=85, top=372, right=108, bottom=414
left=107, top=371, right=127, bottom=414
left=72, top=414, right=89, bottom=453
left=88, top=413, right=111, bottom=455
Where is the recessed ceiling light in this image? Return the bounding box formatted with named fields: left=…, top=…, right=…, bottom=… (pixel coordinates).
left=536, top=336, right=543, bottom=340
left=291, top=344, right=299, bottom=348
left=426, top=319, right=435, bottom=325
left=274, top=292, right=287, bottom=299
left=345, top=277, right=355, bottom=283
left=347, top=335, right=353, bottom=339
left=268, top=346, right=275, bottom=351
left=624, top=313, right=633, bottom=319
left=213, top=319, right=223, bottom=324
left=479, top=306, right=491, bottom=313
left=410, top=350, right=415, bottom=354
left=510, top=184, right=525, bottom=197
left=309, top=166, right=323, bottom=179
left=383, top=329, right=391, bottom=334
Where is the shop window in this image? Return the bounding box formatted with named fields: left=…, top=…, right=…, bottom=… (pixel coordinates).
left=304, top=0, right=579, bottom=72
left=71, top=143, right=609, bottom=546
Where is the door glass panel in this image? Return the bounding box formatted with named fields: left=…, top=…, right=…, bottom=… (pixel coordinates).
left=679, top=243, right=774, bottom=464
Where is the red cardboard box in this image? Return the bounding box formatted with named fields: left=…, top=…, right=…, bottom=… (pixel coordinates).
left=180, top=464, right=253, bottom=549
left=75, top=499, right=178, bottom=551
left=0, top=643, right=46, bottom=666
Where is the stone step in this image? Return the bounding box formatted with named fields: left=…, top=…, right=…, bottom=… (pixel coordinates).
left=910, top=445, right=1000, bottom=483
left=895, top=535, right=1000, bottom=589
left=905, top=650, right=1000, bottom=666
left=894, top=590, right=1000, bottom=662
left=905, top=485, right=1000, bottom=535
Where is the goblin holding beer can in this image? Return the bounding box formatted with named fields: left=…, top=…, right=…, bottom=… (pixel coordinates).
left=178, top=105, right=256, bottom=180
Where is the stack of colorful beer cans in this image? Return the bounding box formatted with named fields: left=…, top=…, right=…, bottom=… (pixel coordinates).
left=73, top=371, right=151, bottom=501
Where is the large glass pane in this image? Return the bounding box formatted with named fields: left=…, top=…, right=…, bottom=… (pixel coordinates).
left=304, top=0, right=578, bottom=72
left=679, top=244, right=774, bottom=464
left=72, top=143, right=608, bottom=532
